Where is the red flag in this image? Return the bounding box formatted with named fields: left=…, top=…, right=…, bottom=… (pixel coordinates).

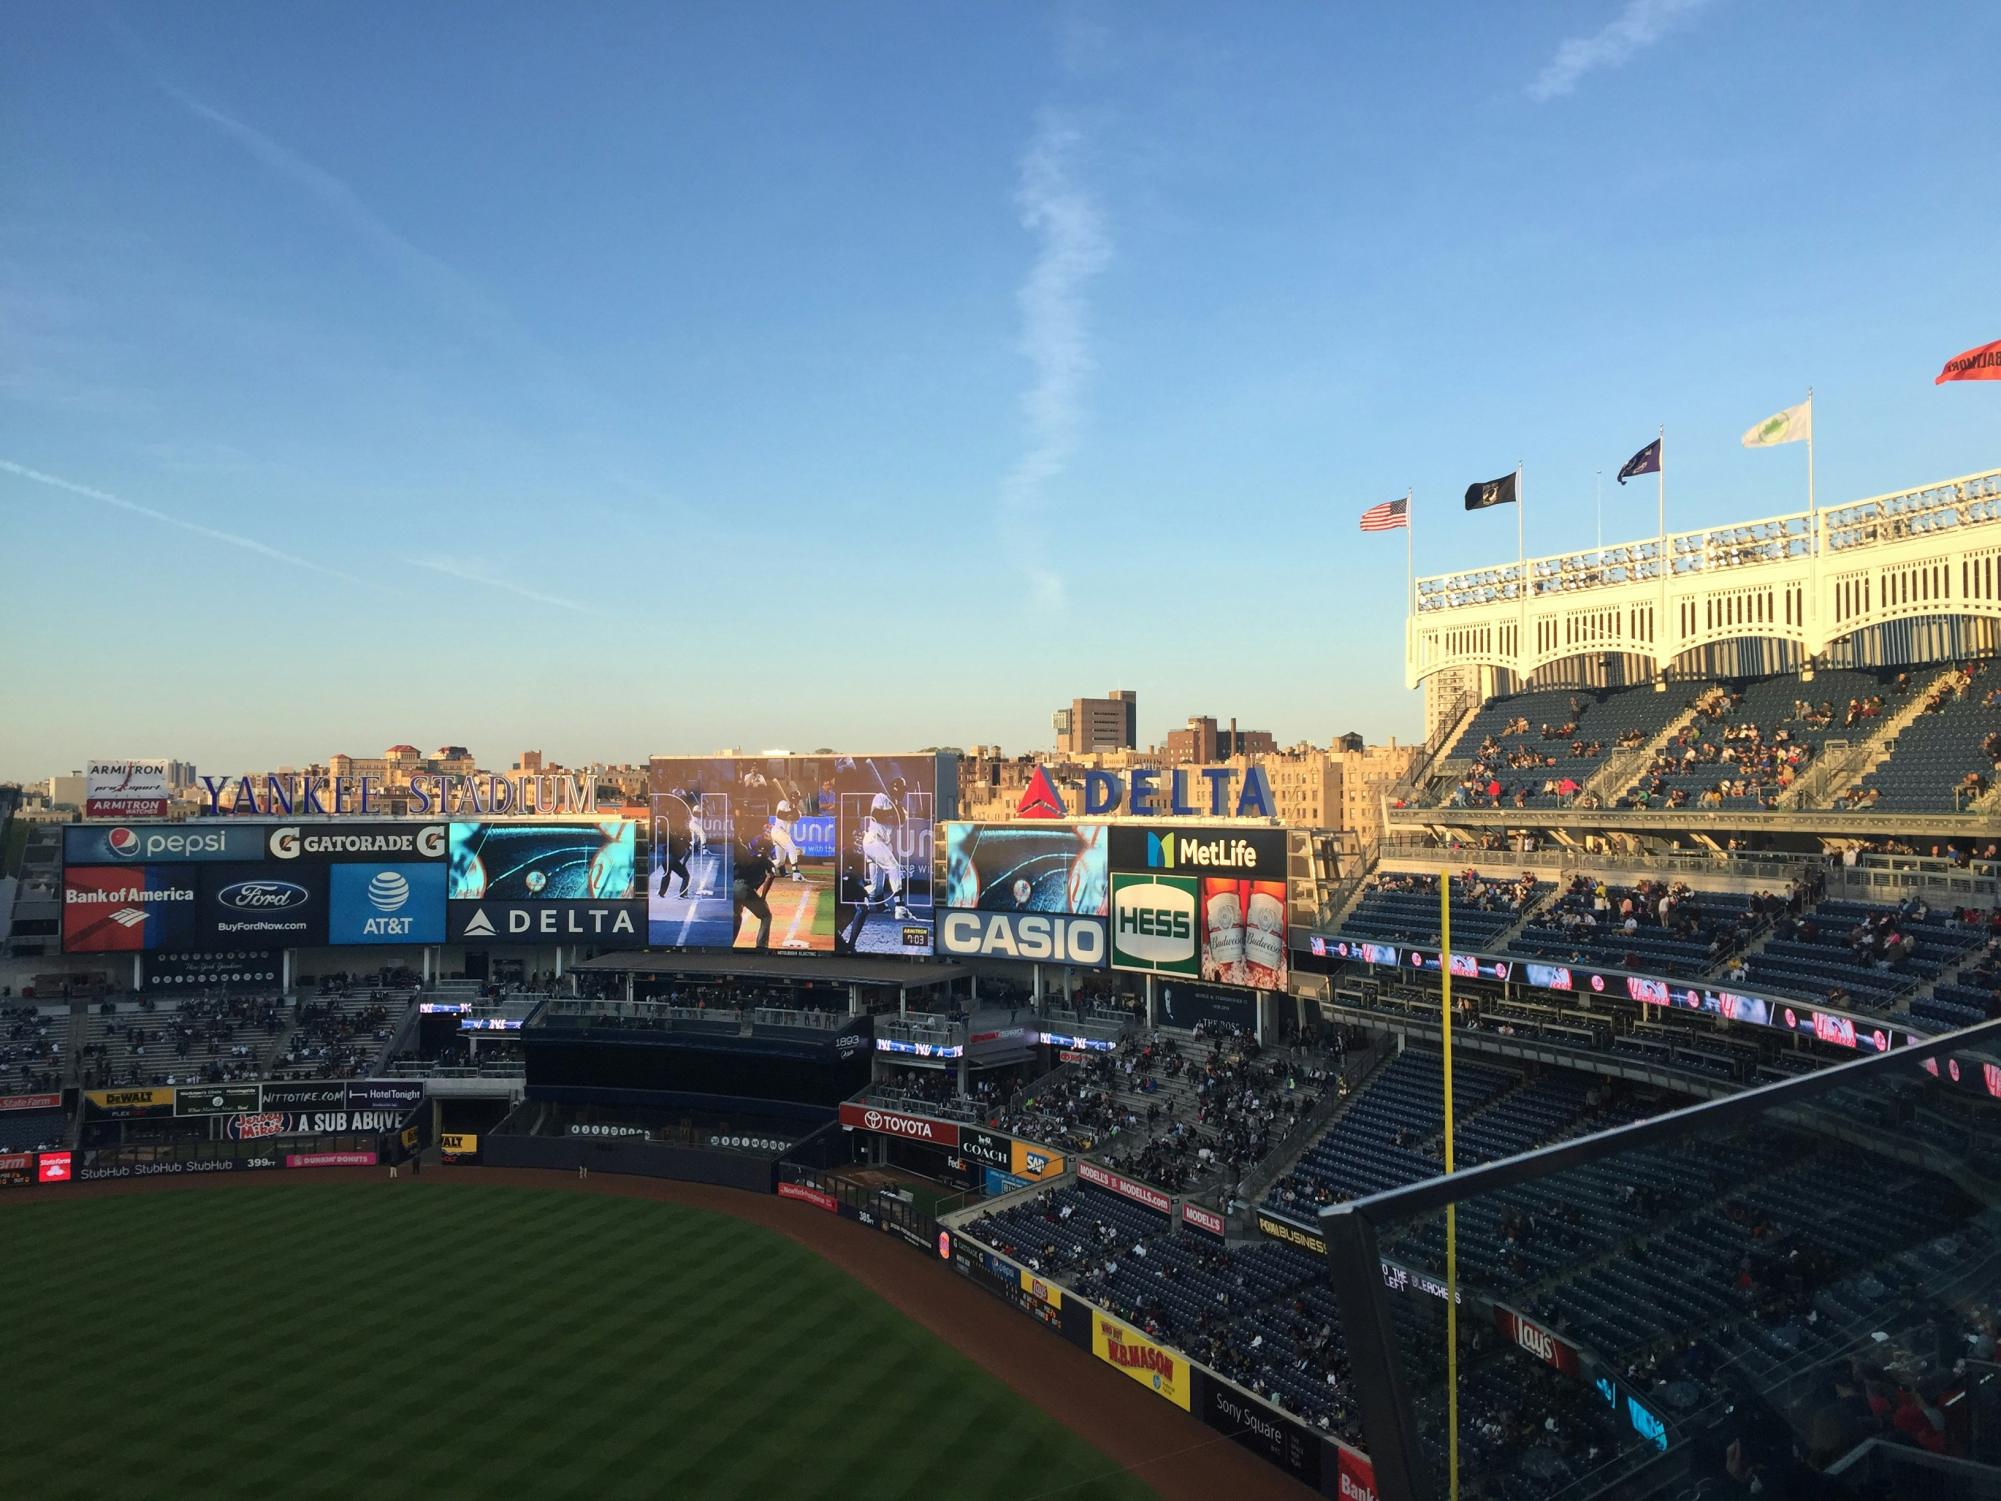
left=1936, top=338, right=2001, bottom=384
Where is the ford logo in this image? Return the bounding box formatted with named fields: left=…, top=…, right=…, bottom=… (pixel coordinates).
left=218, top=880, right=310, bottom=912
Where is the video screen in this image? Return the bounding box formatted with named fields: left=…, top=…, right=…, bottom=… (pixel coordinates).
left=648, top=754, right=936, bottom=954
left=449, top=822, right=637, bottom=900
left=944, top=823, right=1107, bottom=915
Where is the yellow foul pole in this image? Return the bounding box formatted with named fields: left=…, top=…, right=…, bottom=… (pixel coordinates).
left=1441, top=877, right=1459, bottom=1501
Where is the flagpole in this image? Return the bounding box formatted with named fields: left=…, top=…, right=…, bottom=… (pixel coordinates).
left=1405, top=487, right=1415, bottom=621
left=1805, top=386, right=1817, bottom=550
left=1657, top=424, right=1668, bottom=682
left=1441, top=876, right=1459, bottom=1501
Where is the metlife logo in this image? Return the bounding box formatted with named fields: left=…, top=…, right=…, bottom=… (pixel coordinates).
left=1108, top=873, right=1199, bottom=977
left=1109, top=826, right=1287, bottom=879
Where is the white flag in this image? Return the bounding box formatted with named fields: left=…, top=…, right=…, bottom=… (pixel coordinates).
left=1742, top=399, right=1812, bottom=448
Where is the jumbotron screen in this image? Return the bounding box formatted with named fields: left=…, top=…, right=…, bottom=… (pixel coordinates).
left=447, top=822, right=636, bottom=901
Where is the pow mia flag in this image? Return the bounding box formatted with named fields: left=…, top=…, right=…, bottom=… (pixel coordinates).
left=1464, top=471, right=1518, bottom=510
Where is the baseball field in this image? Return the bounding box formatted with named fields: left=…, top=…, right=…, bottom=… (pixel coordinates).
left=7, top=1180, right=1156, bottom=1500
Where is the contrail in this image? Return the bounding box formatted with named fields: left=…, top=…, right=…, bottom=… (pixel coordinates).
left=1001, top=110, right=1111, bottom=608
left=0, top=458, right=375, bottom=587
left=404, top=557, right=605, bottom=618
left=1529, top=0, right=1714, bottom=101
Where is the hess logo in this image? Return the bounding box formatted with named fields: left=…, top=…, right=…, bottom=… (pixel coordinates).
left=1113, top=882, right=1195, bottom=961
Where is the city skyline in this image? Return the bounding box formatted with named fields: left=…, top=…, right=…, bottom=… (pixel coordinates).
left=4, top=4, right=1997, bottom=778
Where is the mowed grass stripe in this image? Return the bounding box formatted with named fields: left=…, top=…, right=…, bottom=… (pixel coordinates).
left=6, top=1184, right=1155, bottom=1501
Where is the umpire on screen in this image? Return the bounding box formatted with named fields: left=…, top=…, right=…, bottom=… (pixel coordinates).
left=730, top=811, right=778, bottom=949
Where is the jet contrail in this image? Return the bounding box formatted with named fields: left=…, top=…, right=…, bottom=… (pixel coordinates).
left=0, top=458, right=375, bottom=587
left=404, top=557, right=604, bottom=617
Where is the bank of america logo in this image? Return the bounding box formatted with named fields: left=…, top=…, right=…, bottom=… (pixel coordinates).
left=1146, top=833, right=1176, bottom=869
left=110, top=908, right=148, bottom=928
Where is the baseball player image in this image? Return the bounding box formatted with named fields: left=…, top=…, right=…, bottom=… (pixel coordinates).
left=835, top=761, right=932, bottom=952
left=768, top=797, right=805, bottom=880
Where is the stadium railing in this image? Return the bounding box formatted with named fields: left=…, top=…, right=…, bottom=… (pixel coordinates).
left=1318, top=1017, right=2001, bottom=1501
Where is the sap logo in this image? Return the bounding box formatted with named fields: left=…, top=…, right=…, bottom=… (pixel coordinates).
left=1023, top=1151, right=1049, bottom=1174
left=217, top=881, right=309, bottom=912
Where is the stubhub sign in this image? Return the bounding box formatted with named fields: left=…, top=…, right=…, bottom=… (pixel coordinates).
left=938, top=911, right=1107, bottom=967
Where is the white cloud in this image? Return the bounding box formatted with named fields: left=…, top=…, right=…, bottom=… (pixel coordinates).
left=1000, top=112, right=1112, bottom=599
left=1528, top=0, right=1714, bottom=102
left=0, top=458, right=375, bottom=587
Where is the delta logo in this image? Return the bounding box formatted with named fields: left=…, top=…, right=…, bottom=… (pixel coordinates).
left=1016, top=767, right=1067, bottom=819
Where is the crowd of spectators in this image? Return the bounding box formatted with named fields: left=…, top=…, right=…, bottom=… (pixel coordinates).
left=1619, top=684, right=1820, bottom=810
left=1, top=1001, right=62, bottom=1092
left=78, top=994, right=283, bottom=1089
left=280, top=996, right=392, bottom=1078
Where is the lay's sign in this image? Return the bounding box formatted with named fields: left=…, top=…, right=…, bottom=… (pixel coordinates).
left=1091, top=1314, right=1190, bottom=1410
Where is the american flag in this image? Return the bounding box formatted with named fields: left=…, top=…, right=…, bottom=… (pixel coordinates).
left=1359, top=496, right=1409, bottom=533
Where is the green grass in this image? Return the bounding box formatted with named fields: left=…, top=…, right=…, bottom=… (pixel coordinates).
left=7, top=1184, right=1154, bottom=1500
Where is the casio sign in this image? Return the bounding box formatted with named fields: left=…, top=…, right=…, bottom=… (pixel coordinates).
left=940, top=911, right=1105, bottom=966
left=217, top=880, right=310, bottom=912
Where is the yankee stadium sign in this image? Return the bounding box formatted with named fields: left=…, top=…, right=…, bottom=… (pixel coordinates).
left=198, top=769, right=602, bottom=818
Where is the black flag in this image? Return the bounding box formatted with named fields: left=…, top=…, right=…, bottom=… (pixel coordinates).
left=1617, top=439, right=1662, bottom=485
left=1464, top=472, right=1517, bottom=511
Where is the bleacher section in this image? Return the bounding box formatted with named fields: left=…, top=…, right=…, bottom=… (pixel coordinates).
left=1, top=1001, right=65, bottom=1093
left=1743, top=897, right=1986, bottom=1025
left=75, top=997, right=285, bottom=1089
left=1508, top=877, right=1768, bottom=978
left=1848, top=661, right=1999, bottom=811
left=1427, top=681, right=1687, bottom=808
left=1344, top=871, right=1548, bottom=950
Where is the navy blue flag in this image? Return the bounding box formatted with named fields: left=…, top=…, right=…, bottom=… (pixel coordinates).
left=1617, top=439, right=1662, bottom=485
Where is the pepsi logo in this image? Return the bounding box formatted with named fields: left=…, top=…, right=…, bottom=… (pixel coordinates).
left=108, top=827, right=140, bottom=857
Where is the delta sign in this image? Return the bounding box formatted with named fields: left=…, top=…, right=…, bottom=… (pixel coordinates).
left=1015, top=765, right=1274, bottom=820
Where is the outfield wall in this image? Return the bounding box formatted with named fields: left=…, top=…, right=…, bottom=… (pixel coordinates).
left=477, top=1131, right=779, bottom=1194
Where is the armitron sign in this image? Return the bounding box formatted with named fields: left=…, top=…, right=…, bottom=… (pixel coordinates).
left=837, top=1102, right=960, bottom=1147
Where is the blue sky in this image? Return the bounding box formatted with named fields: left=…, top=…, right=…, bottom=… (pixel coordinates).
left=4, top=1, right=1996, bottom=780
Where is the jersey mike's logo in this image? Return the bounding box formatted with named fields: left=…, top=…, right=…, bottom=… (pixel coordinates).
left=1015, top=767, right=1067, bottom=819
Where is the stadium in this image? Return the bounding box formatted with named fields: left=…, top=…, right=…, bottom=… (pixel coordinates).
left=4, top=468, right=1997, bottom=1499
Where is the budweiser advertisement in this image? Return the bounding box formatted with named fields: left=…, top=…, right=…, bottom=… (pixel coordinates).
left=86, top=759, right=170, bottom=819
left=836, top=1101, right=960, bottom=1148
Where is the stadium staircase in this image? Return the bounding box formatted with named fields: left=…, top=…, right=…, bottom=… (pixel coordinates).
left=1781, top=664, right=1962, bottom=809
left=1231, top=1036, right=1396, bottom=1209
left=1578, top=700, right=1702, bottom=807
